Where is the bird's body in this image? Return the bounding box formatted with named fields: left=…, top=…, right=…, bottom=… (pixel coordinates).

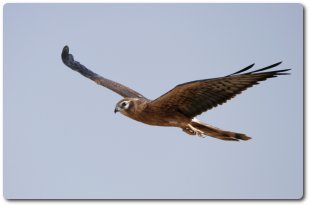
left=61, top=46, right=290, bottom=141
left=115, top=98, right=191, bottom=127
left=114, top=97, right=250, bottom=140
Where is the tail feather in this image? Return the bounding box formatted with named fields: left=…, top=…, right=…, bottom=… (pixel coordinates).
left=189, top=120, right=251, bottom=141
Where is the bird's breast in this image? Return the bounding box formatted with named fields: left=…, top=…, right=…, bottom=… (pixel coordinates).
left=125, top=107, right=190, bottom=127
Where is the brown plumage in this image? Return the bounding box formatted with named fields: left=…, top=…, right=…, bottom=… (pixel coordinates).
left=61, top=46, right=290, bottom=141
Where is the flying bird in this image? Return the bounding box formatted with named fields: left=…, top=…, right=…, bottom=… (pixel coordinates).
left=61, top=46, right=290, bottom=141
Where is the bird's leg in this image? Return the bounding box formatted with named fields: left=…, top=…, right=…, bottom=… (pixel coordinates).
left=182, top=127, right=196, bottom=135
left=184, top=124, right=205, bottom=137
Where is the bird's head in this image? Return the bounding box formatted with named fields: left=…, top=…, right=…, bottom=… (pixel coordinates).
left=114, top=98, right=139, bottom=116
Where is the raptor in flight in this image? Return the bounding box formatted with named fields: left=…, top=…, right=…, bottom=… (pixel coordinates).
left=61, top=46, right=290, bottom=141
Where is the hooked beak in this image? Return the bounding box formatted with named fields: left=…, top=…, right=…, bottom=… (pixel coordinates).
left=114, top=107, right=119, bottom=114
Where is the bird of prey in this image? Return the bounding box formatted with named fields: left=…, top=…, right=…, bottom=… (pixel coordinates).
left=61, top=46, right=290, bottom=141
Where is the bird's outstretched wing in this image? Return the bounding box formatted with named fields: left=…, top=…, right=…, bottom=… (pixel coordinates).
left=61, top=46, right=147, bottom=100
left=149, top=62, right=290, bottom=118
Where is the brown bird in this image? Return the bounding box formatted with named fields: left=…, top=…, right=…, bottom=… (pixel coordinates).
left=61, top=46, right=290, bottom=141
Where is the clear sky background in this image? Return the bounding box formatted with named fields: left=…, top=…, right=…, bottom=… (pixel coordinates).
left=3, top=3, right=303, bottom=199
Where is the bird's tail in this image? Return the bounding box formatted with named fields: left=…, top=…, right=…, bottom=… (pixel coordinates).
left=186, top=119, right=251, bottom=141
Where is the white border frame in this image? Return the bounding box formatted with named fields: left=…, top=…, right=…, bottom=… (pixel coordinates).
left=1, top=0, right=306, bottom=205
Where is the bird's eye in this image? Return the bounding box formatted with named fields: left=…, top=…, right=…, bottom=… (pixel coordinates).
left=121, top=102, right=128, bottom=108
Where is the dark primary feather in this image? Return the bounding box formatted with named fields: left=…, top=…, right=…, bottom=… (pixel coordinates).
left=226, top=63, right=255, bottom=76
left=150, top=62, right=290, bottom=118
left=243, top=61, right=283, bottom=75
left=226, top=61, right=283, bottom=76
left=61, top=46, right=147, bottom=100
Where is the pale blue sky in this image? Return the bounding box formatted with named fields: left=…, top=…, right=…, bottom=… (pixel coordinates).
left=4, top=3, right=303, bottom=199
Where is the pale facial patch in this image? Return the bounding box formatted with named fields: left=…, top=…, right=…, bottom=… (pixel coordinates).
left=119, top=100, right=131, bottom=110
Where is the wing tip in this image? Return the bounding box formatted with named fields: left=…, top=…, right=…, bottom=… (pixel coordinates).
left=245, top=61, right=285, bottom=75
left=228, top=61, right=288, bottom=76
left=227, top=63, right=255, bottom=76
left=62, top=45, right=69, bottom=54
left=61, top=45, right=70, bottom=62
